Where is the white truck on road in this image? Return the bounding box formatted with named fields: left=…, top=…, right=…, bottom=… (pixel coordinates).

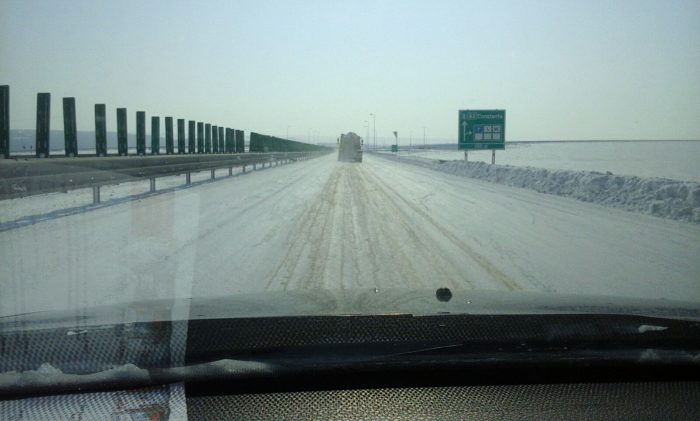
left=337, top=132, right=363, bottom=163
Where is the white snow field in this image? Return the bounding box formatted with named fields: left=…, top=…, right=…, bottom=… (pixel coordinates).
left=1, top=153, right=699, bottom=317
left=399, top=141, right=700, bottom=182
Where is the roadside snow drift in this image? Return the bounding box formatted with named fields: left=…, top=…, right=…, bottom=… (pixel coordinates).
left=378, top=154, right=700, bottom=224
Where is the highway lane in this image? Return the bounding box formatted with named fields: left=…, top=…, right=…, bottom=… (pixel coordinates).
left=1, top=153, right=699, bottom=317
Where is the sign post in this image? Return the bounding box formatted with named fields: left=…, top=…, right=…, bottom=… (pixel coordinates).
left=458, top=109, right=506, bottom=164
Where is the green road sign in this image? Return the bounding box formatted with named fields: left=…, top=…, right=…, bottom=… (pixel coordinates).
left=458, top=109, right=506, bottom=150
left=391, top=145, right=398, bottom=152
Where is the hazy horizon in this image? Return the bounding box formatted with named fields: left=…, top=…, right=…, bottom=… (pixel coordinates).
left=6, top=128, right=699, bottom=154
left=2, top=0, right=699, bottom=143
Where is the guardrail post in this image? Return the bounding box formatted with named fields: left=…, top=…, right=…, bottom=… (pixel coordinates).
left=185, top=172, right=191, bottom=184
left=63, top=97, right=78, bottom=157
left=177, top=118, right=185, bottom=154
left=188, top=120, right=195, bottom=153
left=117, top=108, right=127, bottom=156
left=165, top=117, right=174, bottom=154
left=151, top=116, right=160, bottom=154
left=150, top=177, right=156, bottom=192
left=95, top=104, right=107, bottom=156
left=218, top=126, right=224, bottom=153
left=197, top=122, right=204, bottom=153
left=36, top=93, right=50, bottom=158
left=205, top=123, right=212, bottom=153
left=0, top=86, right=8, bottom=158
left=212, top=125, right=219, bottom=153
left=136, top=111, right=146, bottom=155
left=93, top=186, right=100, bottom=204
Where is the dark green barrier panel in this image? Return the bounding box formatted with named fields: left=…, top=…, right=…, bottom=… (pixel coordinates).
left=236, top=130, right=244, bottom=153
left=0, top=86, right=8, bottom=158
left=63, top=98, right=78, bottom=157
left=188, top=120, right=196, bottom=154
left=117, top=108, right=128, bottom=156
left=226, top=128, right=233, bottom=153
left=151, top=116, right=160, bottom=154
left=36, top=93, right=50, bottom=158
left=205, top=123, right=212, bottom=153
left=177, top=119, right=185, bottom=154
left=212, top=125, right=219, bottom=153
left=197, top=122, right=204, bottom=153
left=249, top=132, right=260, bottom=152
left=95, top=104, right=107, bottom=156
left=136, top=111, right=146, bottom=155
left=165, top=117, right=174, bottom=154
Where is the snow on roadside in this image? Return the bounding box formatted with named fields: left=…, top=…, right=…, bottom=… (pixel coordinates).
left=374, top=153, right=700, bottom=224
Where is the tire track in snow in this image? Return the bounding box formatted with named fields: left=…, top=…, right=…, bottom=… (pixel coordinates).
left=351, top=165, right=459, bottom=290
left=264, top=167, right=342, bottom=291
left=167, top=157, right=329, bottom=260
left=361, top=164, right=522, bottom=291
left=262, top=156, right=519, bottom=292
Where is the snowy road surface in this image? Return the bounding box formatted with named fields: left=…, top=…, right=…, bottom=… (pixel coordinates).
left=1, top=153, right=699, bottom=316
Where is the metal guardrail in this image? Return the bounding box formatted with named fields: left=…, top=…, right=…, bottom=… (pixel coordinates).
left=0, top=151, right=330, bottom=203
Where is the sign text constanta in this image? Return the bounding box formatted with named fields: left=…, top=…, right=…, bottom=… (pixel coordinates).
left=458, top=109, right=506, bottom=150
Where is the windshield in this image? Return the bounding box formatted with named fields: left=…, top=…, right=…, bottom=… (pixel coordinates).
left=1, top=0, right=699, bottom=382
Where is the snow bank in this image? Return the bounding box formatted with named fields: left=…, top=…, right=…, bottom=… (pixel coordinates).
left=0, top=363, right=150, bottom=389
left=0, top=359, right=272, bottom=391
left=378, top=154, right=700, bottom=224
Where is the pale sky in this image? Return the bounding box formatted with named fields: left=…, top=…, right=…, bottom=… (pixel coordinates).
left=1, top=0, right=699, bottom=143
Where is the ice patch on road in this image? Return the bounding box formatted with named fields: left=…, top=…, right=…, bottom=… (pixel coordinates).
left=375, top=153, right=700, bottom=224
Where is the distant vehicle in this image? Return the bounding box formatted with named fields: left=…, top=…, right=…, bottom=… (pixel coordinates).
left=337, top=132, right=363, bottom=162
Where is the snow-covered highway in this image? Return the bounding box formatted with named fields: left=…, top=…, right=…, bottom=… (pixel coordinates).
left=1, top=153, right=699, bottom=317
